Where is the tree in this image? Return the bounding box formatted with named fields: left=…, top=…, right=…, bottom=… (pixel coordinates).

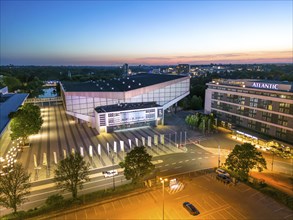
left=119, top=146, right=155, bottom=184
left=54, top=153, right=90, bottom=199
left=9, top=103, right=43, bottom=143
left=190, top=95, right=203, bottom=110
left=225, top=143, right=267, bottom=181
left=0, top=163, right=31, bottom=213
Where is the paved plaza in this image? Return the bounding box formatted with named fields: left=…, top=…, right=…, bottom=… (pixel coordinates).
left=0, top=105, right=202, bottom=181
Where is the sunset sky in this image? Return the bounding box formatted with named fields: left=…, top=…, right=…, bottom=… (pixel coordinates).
left=1, top=1, right=292, bottom=65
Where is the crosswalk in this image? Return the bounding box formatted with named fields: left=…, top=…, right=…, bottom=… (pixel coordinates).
left=166, top=181, right=185, bottom=194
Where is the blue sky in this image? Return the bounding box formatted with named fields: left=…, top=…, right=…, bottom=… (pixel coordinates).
left=0, top=1, right=292, bottom=65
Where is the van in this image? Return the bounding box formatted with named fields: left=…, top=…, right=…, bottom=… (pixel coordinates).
left=216, top=168, right=230, bottom=177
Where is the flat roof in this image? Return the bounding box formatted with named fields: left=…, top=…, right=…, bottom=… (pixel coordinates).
left=0, top=93, right=29, bottom=136
left=61, top=73, right=187, bottom=92
left=95, top=102, right=161, bottom=113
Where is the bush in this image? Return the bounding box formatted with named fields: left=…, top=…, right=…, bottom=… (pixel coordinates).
left=45, top=194, right=65, bottom=207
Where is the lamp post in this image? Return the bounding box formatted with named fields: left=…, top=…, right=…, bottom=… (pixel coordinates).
left=271, top=151, right=275, bottom=172
left=218, top=145, right=221, bottom=167
left=109, top=150, right=115, bottom=190
left=160, top=177, right=168, bottom=220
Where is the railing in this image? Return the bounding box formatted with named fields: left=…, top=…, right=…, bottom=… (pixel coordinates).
left=25, top=96, right=63, bottom=103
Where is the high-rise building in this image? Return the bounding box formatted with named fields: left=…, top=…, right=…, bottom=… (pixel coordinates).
left=122, top=63, right=129, bottom=76
left=176, top=64, right=190, bottom=74
left=204, top=79, right=293, bottom=143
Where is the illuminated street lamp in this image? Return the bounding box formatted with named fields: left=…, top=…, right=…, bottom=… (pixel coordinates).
left=160, top=177, right=168, bottom=220
left=109, top=150, right=116, bottom=190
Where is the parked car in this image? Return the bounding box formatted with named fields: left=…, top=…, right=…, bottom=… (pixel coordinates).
left=183, top=202, right=200, bottom=215
left=216, top=168, right=230, bottom=177
left=216, top=174, right=231, bottom=184
left=102, top=170, right=118, bottom=177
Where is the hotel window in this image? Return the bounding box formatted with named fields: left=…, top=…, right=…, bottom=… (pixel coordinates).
left=260, top=124, right=270, bottom=134
left=248, top=109, right=257, bottom=118
left=276, top=128, right=287, bottom=139
left=249, top=98, right=258, bottom=107
left=262, top=112, right=272, bottom=122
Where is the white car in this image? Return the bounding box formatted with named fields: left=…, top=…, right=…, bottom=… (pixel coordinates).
left=102, top=170, right=118, bottom=177
left=216, top=168, right=230, bottom=177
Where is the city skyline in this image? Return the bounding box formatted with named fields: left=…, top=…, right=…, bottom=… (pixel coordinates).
left=1, top=1, right=292, bottom=66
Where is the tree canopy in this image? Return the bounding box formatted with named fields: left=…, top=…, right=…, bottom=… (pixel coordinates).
left=225, top=143, right=267, bottom=181
left=119, top=146, right=155, bottom=184
left=0, top=163, right=31, bottom=213
left=185, top=112, right=215, bottom=134
left=54, top=153, right=90, bottom=199
left=9, top=103, right=43, bottom=142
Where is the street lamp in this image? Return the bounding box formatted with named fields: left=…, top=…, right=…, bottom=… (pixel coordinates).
left=109, top=150, right=116, bottom=190
left=218, top=145, right=221, bottom=167
left=160, top=177, right=168, bottom=220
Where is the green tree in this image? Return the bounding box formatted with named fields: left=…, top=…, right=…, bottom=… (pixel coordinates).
left=3, top=76, right=22, bottom=92
left=0, top=163, right=31, bottom=213
left=119, top=146, right=155, bottom=184
left=54, top=153, right=90, bottom=199
left=225, top=143, right=267, bottom=181
left=9, top=103, right=43, bottom=143
left=190, top=95, right=203, bottom=110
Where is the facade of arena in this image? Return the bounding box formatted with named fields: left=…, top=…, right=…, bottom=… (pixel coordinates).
left=60, top=74, right=190, bottom=133
left=204, top=79, right=293, bottom=143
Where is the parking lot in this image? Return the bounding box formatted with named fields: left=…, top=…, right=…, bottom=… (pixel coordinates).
left=45, top=173, right=292, bottom=220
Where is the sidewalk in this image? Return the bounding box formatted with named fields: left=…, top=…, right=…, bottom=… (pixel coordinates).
left=250, top=171, right=293, bottom=197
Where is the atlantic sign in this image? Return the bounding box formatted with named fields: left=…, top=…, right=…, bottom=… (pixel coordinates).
left=251, top=82, right=279, bottom=90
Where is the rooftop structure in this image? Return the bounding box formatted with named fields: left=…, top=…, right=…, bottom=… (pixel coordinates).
left=61, top=73, right=187, bottom=92
left=0, top=87, right=28, bottom=137
left=95, top=102, right=160, bottom=113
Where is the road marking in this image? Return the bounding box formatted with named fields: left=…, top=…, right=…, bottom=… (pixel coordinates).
left=175, top=195, right=190, bottom=200
left=198, top=157, right=202, bottom=159
left=165, top=164, right=169, bottom=166
left=185, top=160, right=189, bottom=162
left=161, top=169, right=169, bottom=172
left=174, top=166, right=182, bottom=169
left=192, top=158, right=196, bottom=160
left=179, top=161, right=183, bottom=163
left=273, top=207, right=284, bottom=212
left=172, top=162, right=176, bottom=165
left=204, top=157, right=209, bottom=159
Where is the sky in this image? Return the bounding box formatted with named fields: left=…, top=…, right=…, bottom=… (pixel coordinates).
left=0, top=0, right=292, bottom=66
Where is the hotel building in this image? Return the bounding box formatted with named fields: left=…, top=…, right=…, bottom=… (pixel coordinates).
left=60, top=74, right=190, bottom=133
left=204, top=79, right=293, bottom=144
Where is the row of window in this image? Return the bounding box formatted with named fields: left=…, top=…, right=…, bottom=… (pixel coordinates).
left=209, top=85, right=292, bottom=100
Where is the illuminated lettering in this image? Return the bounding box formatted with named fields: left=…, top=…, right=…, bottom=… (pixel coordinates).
left=251, top=82, right=278, bottom=90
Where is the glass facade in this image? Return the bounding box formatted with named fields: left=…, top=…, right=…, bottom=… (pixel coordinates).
left=64, top=79, right=189, bottom=117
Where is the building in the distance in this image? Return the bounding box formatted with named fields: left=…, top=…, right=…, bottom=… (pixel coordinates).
left=176, top=64, right=190, bottom=74
left=122, top=63, right=129, bottom=76
left=204, top=79, right=293, bottom=143
left=0, top=86, right=28, bottom=138
left=60, top=73, right=190, bottom=133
